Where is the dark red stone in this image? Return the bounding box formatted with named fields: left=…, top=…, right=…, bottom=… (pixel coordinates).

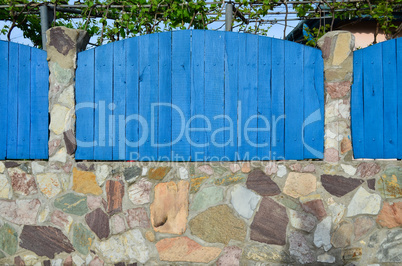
left=356, top=162, right=381, bottom=178
left=106, top=180, right=124, bottom=215
left=5, top=162, right=20, bottom=168
left=64, top=130, right=76, bottom=155
left=250, top=197, right=288, bottom=245
left=48, top=27, right=75, bottom=56
left=246, top=169, right=281, bottom=196
left=114, top=263, right=125, bottom=266
left=302, top=199, right=327, bottom=221
left=321, top=175, right=364, bottom=197
left=19, top=225, right=74, bottom=259
left=44, top=261, right=51, bottom=266
left=367, top=179, right=376, bottom=190
left=85, top=208, right=110, bottom=239
left=321, top=37, right=332, bottom=59
left=14, top=256, right=25, bottom=266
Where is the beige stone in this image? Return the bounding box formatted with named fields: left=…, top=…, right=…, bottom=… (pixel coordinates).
left=49, top=104, right=70, bottom=135
left=283, top=173, right=317, bottom=198
left=0, top=174, right=11, bottom=199
left=145, top=231, right=155, bottom=242
left=150, top=181, right=189, bottom=235
left=156, top=237, right=222, bottom=263
left=332, top=33, right=352, bottom=65
left=72, top=168, right=102, bottom=195
left=36, top=173, right=62, bottom=198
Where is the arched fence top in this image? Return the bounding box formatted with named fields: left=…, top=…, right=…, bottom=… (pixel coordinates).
left=76, top=29, right=325, bottom=161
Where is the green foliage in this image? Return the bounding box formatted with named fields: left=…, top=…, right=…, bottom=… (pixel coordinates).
left=1, top=0, right=402, bottom=47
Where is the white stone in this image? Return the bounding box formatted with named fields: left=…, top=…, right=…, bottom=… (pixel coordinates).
left=317, top=253, right=336, bottom=263
left=50, top=104, right=70, bottom=135
left=314, top=216, right=332, bottom=251
left=230, top=164, right=241, bottom=173
left=277, top=165, right=287, bottom=177
left=198, top=165, right=214, bottom=175
left=325, top=138, right=338, bottom=150
left=72, top=255, right=85, bottom=266
left=36, top=173, right=62, bottom=198
left=325, top=128, right=337, bottom=139
left=347, top=187, right=382, bottom=217
left=128, top=178, right=152, bottom=205
left=289, top=209, right=316, bottom=232
left=142, top=167, right=148, bottom=176
left=95, top=229, right=149, bottom=264
left=38, top=205, right=50, bottom=223
left=85, top=254, right=93, bottom=265
left=31, top=162, right=45, bottom=175
left=325, top=100, right=339, bottom=121
left=51, top=259, right=63, bottom=266
left=96, top=164, right=110, bottom=186
left=0, top=162, right=4, bottom=173
left=265, top=162, right=278, bottom=175
left=341, top=164, right=356, bottom=176
left=0, top=174, right=11, bottom=199
left=49, top=147, right=67, bottom=163
left=328, top=202, right=345, bottom=225
left=230, top=185, right=261, bottom=219
left=58, top=85, right=74, bottom=108
left=339, top=100, right=350, bottom=119
left=23, top=255, right=40, bottom=265
left=179, top=167, right=188, bottom=180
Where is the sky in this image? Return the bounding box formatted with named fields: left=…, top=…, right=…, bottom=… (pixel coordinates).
left=0, top=3, right=301, bottom=47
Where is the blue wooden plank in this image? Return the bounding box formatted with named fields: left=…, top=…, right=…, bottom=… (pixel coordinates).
left=271, top=39, right=285, bottom=160
left=397, top=39, right=402, bottom=159
left=363, top=44, right=383, bottom=158
left=314, top=49, right=325, bottom=159
left=94, top=43, right=113, bottom=160
left=158, top=32, right=172, bottom=161
left=139, top=34, right=158, bottom=161
left=125, top=37, right=139, bottom=161
left=190, top=30, right=205, bottom=161
left=30, top=48, right=49, bottom=159
left=113, top=41, right=126, bottom=160
left=238, top=33, right=258, bottom=161
left=224, top=32, right=238, bottom=161
left=172, top=30, right=191, bottom=161
left=205, top=31, right=225, bottom=161
left=382, top=40, right=397, bottom=158
left=351, top=49, right=364, bottom=158
left=284, top=42, right=304, bottom=160
left=303, top=47, right=323, bottom=159
left=75, top=49, right=95, bottom=160
left=17, top=45, right=31, bottom=159
left=7, top=42, right=18, bottom=159
left=0, top=41, right=8, bottom=159
left=257, top=36, right=271, bottom=160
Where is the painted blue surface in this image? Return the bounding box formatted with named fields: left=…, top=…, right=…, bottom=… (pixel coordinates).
left=352, top=39, right=401, bottom=159
left=75, top=30, right=324, bottom=161
left=0, top=41, right=48, bottom=159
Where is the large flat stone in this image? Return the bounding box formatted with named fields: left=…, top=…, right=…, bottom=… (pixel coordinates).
left=54, top=193, right=88, bottom=216
left=19, top=225, right=74, bottom=259
left=314, top=216, right=332, bottom=251
left=125, top=207, right=150, bottom=229
left=150, top=181, right=189, bottom=235
left=356, top=162, right=381, bottom=178
left=148, top=167, right=171, bottom=180
left=377, top=201, right=402, bottom=228
left=289, top=231, right=316, bottom=264
left=128, top=178, right=152, bottom=205
left=377, top=229, right=402, bottom=262
left=354, top=216, right=375, bottom=240
left=302, top=199, right=327, bottom=221
left=346, top=187, right=382, bottom=217
left=189, top=204, right=246, bottom=244
left=9, top=168, right=37, bottom=195
left=37, top=173, right=62, bottom=198
left=0, top=223, right=18, bottom=255
left=0, top=199, right=41, bottom=225
left=246, top=169, right=281, bottom=196
left=377, top=167, right=402, bottom=198
left=289, top=209, right=317, bottom=232
left=0, top=174, right=12, bottom=199
left=72, top=223, right=94, bottom=255
left=216, top=246, right=242, bottom=266
left=73, top=168, right=102, bottom=195
left=331, top=221, right=353, bottom=248
left=230, top=185, right=261, bottom=219
left=85, top=208, right=110, bottom=239
left=321, top=175, right=363, bottom=197
left=283, top=172, right=317, bottom=198
left=250, top=197, right=288, bottom=245
left=244, top=244, right=292, bottom=263
left=106, top=180, right=125, bottom=215
left=190, top=186, right=223, bottom=212
left=156, top=236, right=221, bottom=263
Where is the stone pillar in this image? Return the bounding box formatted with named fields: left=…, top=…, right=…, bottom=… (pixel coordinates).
left=317, top=31, right=354, bottom=163
left=46, top=27, right=89, bottom=166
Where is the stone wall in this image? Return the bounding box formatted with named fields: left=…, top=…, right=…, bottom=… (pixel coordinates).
left=0, top=28, right=400, bottom=265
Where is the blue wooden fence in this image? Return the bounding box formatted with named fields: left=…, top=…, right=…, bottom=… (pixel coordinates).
left=0, top=41, right=49, bottom=159
left=352, top=39, right=402, bottom=159
left=76, top=30, right=324, bottom=161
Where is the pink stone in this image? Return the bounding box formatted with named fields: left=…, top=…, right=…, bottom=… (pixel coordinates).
left=356, top=162, right=381, bottom=178
left=290, top=163, right=302, bottom=172
left=354, top=216, right=374, bottom=240
left=89, top=257, right=104, bottom=266
left=216, top=246, right=242, bottom=266
left=265, top=162, right=278, bottom=175
left=111, top=215, right=127, bottom=234
left=376, top=201, right=402, bottom=228
left=325, top=81, right=351, bottom=99
left=0, top=199, right=41, bottom=225
left=87, top=195, right=103, bottom=210
left=8, top=168, right=37, bottom=195
left=48, top=138, right=62, bottom=157
left=128, top=178, right=152, bottom=205
left=241, top=162, right=251, bottom=173
left=324, top=148, right=339, bottom=163
left=198, top=165, right=214, bottom=175
left=126, top=207, right=150, bottom=229
left=230, top=164, right=241, bottom=173
left=63, top=162, right=73, bottom=173
left=51, top=210, right=72, bottom=232
left=63, top=255, right=73, bottom=266
left=302, top=164, right=316, bottom=173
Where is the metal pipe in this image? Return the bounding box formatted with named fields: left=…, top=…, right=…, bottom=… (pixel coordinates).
left=225, top=3, right=233, bottom=31
left=39, top=5, right=49, bottom=50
